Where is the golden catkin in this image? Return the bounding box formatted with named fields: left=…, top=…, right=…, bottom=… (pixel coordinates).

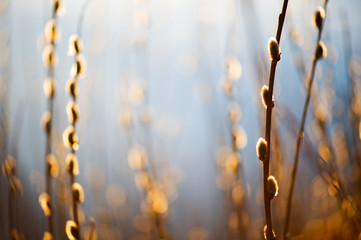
left=268, top=37, right=280, bottom=61
left=44, top=19, right=60, bottom=43
left=72, top=182, right=84, bottom=203
left=315, top=41, right=327, bottom=60
left=53, top=0, right=64, bottom=15
left=256, top=138, right=267, bottom=161
left=68, top=34, right=82, bottom=56
left=63, top=126, right=79, bottom=150
left=65, top=220, right=79, bottom=240
left=41, top=112, right=52, bottom=134
left=43, top=77, right=55, bottom=98
left=147, top=187, right=168, bottom=214
left=66, top=101, right=79, bottom=123
left=66, top=78, right=78, bottom=98
left=65, top=153, right=79, bottom=175
left=266, top=175, right=279, bottom=199
left=46, top=154, right=59, bottom=177
left=313, top=7, right=325, bottom=30
left=70, top=55, right=86, bottom=78
left=261, top=85, right=270, bottom=108
left=39, top=192, right=52, bottom=216
left=42, top=44, right=57, bottom=67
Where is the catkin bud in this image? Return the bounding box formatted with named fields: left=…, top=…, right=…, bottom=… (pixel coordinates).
left=65, top=220, right=79, bottom=240
left=315, top=41, right=327, bottom=60
left=66, top=78, right=78, bottom=98
left=268, top=37, right=280, bottom=61
left=43, top=77, right=55, bottom=98
left=53, top=0, right=65, bottom=16
left=66, top=101, right=79, bottom=123
left=47, top=154, right=59, bottom=177
left=313, top=7, right=325, bottom=30
left=39, top=192, right=51, bottom=216
left=68, top=34, right=82, bottom=56
left=44, top=19, right=60, bottom=43
left=256, top=138, right=267, bottom=161
left=41, top=112, right=52, bottom=134
left=266, top=175, right=278, bottom=199
left=260, top=85, right=272, bottom=108
left=63, top=126, right=79, bottom=150
left=42, top=44, right=57, bottom=67
left=65, top=153, right=79, bottom=175
left=71, top=55, right=86, bottom=78
left=72, top=182, right=84, bottom=203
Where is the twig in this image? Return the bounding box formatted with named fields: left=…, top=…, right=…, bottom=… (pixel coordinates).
left=261, top=0, right=289, bottom=239
left=283, top=1, right=329, bottom=238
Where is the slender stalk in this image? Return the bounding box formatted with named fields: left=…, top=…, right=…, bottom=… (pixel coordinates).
left=43, top=3, right=60, bottom=236
left=65, top=3, right=91, bottom=239
left=283, top=1, right=329, bottom=238
left=262, top=1, right=289, bottom=239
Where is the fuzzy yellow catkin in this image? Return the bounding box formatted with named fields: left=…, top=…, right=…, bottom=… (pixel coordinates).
left=46, top=154, right=59, bottom=177
left=63, top=126, right=79, bottom=150
left=72, top=182, right=84, bottom=203
left=65, top=220, right=79, bottom=240
left=44, top=19, right=60, bottom=43
left=268, top=37, right=280, bottom=61
left=66, top=101, right=79, bottom=123
left=41, top=112, right=52, bottom=134
left=70, top=55, right=86, bottom=78
left=43, top=77, right=55, bottom=98
left=66, top=153, right=79, bottom=175
left=42, top=44, right=57, bottom=67
left=256, top=138, right=268, bottom=161
left=39, top=192, right=51, bottom=216
left=66, top=78, right=78, bottom=98
left=266, top=175, right=278, bottom=199
left=261, top=85, right=270, bottom=108
left=68, top=34, right=82, bottom=56
left=313, top=7, right=325, bottom=30
left=315, top=41, right=327, bottom=60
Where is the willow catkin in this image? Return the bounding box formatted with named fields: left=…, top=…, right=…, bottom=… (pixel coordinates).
left=65, top=220, right=79, bottom=240
left=266, top=176, right=279, bottom=199
left=283, top=2, right=330, bottom=239
left=260, top=85, right=272, bottom=109
left=40, top=1, right=63, bottom=237
left=268, top=38, right=280, bottom=61
left=256, top=138, right=268, bottom=162
left=315, top=41, right=327, bottom=60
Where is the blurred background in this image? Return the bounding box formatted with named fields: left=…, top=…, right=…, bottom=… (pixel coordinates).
left=0, top=0, right=361, bottom=239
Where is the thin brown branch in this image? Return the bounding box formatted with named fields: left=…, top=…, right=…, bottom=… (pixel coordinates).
left=283, top=1, right=329, bottom=238
left=262, top=1, right=289, bottom=239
